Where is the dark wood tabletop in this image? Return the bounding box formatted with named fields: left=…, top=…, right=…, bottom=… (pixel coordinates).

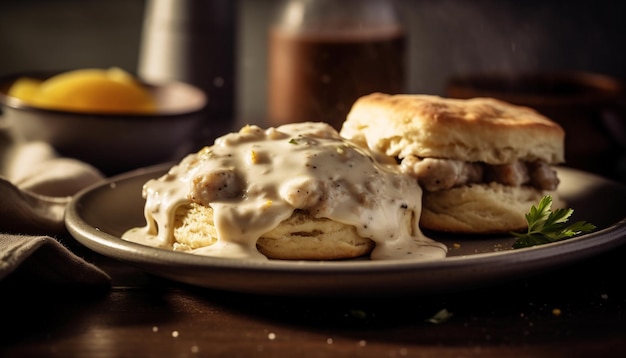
left=2, top=234, right=626, bottom=358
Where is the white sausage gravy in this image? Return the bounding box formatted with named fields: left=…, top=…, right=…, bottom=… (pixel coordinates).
left=122, top=122, right=447, bottom=261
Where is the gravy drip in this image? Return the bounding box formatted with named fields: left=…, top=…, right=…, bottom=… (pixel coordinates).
left=122, top=122, right=447, bottom=261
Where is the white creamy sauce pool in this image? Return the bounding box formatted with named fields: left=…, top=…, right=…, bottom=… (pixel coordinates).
left=122, top=122, right=447, bottom=261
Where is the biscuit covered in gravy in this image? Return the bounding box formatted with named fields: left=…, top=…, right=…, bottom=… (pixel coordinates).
left=123, top=122, right=447, bottom=261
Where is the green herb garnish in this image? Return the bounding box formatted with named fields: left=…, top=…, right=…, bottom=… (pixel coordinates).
left=427, top=308, right=453, bottom=324
left=511, top=195, right=596, bottom=249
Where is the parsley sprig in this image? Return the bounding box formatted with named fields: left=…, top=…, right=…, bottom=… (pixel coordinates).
left=511, top=195, right=596, bottom=249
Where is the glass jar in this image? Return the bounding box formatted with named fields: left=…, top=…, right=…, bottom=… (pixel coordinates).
left=267, top=0, right=406, bottom=130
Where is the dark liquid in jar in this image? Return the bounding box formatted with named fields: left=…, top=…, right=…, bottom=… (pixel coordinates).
left=268, top=28, right=406, bottom=130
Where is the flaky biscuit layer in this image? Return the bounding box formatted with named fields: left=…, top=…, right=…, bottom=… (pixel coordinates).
left=173, top=204, right=375, bottom=260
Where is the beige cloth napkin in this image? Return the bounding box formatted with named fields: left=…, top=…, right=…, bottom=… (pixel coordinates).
left=0, top=124, right=110, bottom=286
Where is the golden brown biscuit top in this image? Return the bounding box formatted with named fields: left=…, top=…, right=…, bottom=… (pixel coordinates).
left=340, top=93, right=565, bottom=164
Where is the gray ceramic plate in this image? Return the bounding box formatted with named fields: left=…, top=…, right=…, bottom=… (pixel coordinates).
left=65, top=164, right=626, bottom=297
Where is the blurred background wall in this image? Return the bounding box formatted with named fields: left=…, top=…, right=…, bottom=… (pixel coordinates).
left=1, top=0, right=625, bottom=125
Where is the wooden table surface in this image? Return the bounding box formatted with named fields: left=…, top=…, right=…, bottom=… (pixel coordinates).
left=2, top=235, right=626, bottom=358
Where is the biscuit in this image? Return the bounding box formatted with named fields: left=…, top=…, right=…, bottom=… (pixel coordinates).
left=173, top=203, right=375, bottom=260
left=340, top=92, right=565, bottom=165
left=124, top=122, right=447, bottom=261
left=340, top=93, right=566, bottom=234
left=420, top=183, right=562, bottom=234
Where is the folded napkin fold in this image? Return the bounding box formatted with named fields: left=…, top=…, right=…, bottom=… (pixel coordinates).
left=0, top=233, right=110, bottom=286
left=0, top=123, right=110, bottom=287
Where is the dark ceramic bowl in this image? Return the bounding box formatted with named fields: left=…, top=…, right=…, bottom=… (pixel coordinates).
left=0, top=71, right=207, bottom=175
